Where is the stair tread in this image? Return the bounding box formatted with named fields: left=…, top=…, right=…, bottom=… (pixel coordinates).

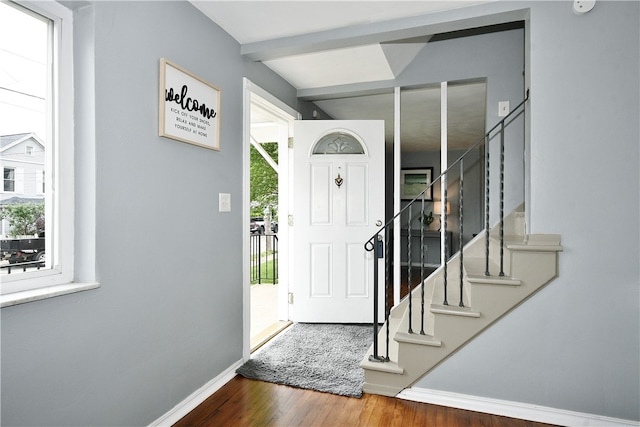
left=430, top=304, right=481, bottom=318
left=394, top=331, right=442, bottom=347
left=360, top=357, right=404, bottom=374
left=506, top=243, right=563, bottom=252
left=466, top=274, right=521, bottom=286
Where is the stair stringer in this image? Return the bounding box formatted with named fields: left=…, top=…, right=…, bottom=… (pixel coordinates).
left=361, top=209, right=562, bottom=397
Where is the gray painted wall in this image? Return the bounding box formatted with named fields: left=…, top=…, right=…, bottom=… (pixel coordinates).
left=1, top=2, right=298, bottom=426
left=415, top=1, right=639, bottom=422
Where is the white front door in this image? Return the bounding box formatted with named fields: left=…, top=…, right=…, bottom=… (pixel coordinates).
left=293, top=120, right=385, bottom=323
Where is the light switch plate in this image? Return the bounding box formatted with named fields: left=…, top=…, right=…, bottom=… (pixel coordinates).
left=219, top=193, right=231, bottom=212
left=498, top=101, right=510, bottom=117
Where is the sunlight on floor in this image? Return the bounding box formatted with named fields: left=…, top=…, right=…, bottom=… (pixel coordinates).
left=250, top=284, right=290, bottom=352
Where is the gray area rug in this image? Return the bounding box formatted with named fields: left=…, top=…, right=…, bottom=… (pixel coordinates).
left=236, top=323, right=373, bottom=398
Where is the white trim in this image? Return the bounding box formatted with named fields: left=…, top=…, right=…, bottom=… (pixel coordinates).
left=2, top=0, right=77, bottom=295
left=244, top=79, right=298, bottom=119
left=440, top=81, right=448, bottom=267
left=398, top=387, right=640, bottom=427
left=392, top=86, right=401, bottom=305
left=1, top=282, right=100, bottom=308
left=242, top=78, right=252, bottom=362
left=242, top=78, right=299, bottom=360
left=149, top=359, right=243, bottom=427
left=250, top=135, right=278, bottom=173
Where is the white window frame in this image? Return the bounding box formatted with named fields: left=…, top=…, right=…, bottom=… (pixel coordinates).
left=36, top=169, right=45, bottom=195
left=3, top=167, right=15, bottom=192
left=0, top=1, right=97, bottom=302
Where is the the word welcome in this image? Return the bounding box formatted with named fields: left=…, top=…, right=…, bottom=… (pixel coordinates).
left=165, top=84, right=217, bottom=120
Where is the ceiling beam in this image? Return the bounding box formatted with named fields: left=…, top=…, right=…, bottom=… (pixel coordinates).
left=297, top=81, right=396, bottom=102
left=241, top=5, right=529, bottom=62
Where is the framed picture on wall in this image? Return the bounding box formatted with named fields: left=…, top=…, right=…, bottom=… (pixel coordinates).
left=159, top=58, right=221, bottom=150
left=400, top=167, right=434, bottom=201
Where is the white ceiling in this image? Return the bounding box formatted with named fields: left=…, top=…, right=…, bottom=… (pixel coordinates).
left=191, top=1, right=487, bottom=45
left=190, top=1, right=494, bottom=150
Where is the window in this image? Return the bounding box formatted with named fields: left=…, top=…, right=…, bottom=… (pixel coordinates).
left=1, top=0, right=78, bottom=298
left=312, top=131, right=365, bottom=155
left=3, top=168, right=15, bottom=192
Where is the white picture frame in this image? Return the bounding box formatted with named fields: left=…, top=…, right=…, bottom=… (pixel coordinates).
left=400, top=167, right=434, bottom=201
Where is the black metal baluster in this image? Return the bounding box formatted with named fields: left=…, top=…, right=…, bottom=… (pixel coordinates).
left=273, top=236, right=278, bottom=284
left=443, top=183, right=449, bottom=306
left=485, top=135, right=491, bottom=277
left=259, top=235, right=263, bottom=283
left=459, top=160, right=465, bottom=307
left=407, top=205, right=413, bottom=334
left=420, top=198, right=426, bottom=335
left=382, top=225, right=394, bottom=362
left=368, top=234, right=381, bottom=362
left=368, top=228, right=390, bottom=363
left=499, top=122, right=505, bottom=277
left=382, top=228, right=391, bottom=362
left=384, top=227, right=390, bottom=361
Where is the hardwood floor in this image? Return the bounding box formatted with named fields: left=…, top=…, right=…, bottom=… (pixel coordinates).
left=174, top=376, right=557, bottom=427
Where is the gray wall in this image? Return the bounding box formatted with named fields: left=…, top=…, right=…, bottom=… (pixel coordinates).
left=1, top=2, right=298, bottom=426
left=416, top=1, right=640, bottom=422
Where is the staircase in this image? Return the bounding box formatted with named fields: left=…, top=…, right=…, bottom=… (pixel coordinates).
left=360, top=207, right=563, bottom=396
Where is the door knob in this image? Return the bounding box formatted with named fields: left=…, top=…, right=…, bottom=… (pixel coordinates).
left=376, top=220, right=383, bottom=227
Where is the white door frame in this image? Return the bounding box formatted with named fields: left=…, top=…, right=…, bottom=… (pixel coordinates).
left=242, top=78, right=299, bottom=360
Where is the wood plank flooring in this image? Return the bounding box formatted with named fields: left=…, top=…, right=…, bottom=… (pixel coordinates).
left=174, top=376, right=557, bottom=427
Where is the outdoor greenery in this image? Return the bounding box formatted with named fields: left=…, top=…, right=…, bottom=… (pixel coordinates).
left=250, top=143, right=279, bottom=284
left=0, top=203, right=45, bottom=237
left=250, top=142, right=278, bottom=219
left=250, top=258, right=277, bottom=285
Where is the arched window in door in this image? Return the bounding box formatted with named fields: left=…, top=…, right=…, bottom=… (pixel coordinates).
left=312, top=131, right=365, bottom=155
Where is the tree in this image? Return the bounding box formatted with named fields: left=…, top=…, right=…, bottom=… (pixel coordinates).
left=250, top=142, right=278, bottom=218
left=0, top=203, right=45, bottom=237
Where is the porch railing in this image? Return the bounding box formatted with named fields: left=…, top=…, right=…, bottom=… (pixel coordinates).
left=250, top=233, right=278, bottom=284
left=365, top=90, right=529, bottom=363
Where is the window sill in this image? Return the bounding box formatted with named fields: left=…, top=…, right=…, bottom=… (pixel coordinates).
left=1, top=282, right=100, bottom=308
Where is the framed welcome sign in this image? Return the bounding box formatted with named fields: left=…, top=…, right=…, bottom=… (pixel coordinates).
left=159, top=58, right=221, bottom=150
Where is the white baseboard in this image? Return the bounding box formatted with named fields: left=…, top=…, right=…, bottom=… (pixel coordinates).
left=398, top=387, right=639, bottom=427
left=149, top=359, right=243, bottom=427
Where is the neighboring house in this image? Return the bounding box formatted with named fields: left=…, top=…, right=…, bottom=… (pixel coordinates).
left=0, top=133, right=45, bottom=238
left=0, top=2, right=638, bottom=427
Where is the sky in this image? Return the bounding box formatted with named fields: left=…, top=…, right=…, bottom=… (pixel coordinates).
left=0, top=1, right=48, bottom=140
